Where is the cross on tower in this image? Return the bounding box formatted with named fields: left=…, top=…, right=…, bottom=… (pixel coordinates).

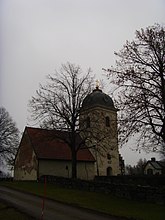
left=96, top=80, right=100, bottom=89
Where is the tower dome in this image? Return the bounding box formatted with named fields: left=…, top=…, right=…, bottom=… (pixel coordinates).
left=82, top=86, right=115, bottom=110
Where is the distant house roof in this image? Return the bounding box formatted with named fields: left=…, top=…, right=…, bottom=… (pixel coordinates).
left=149, top=161, right=162, bottom=170
left=26, top=127, right=95, bottom=162
left=144, top=158, right=165, bottom=171
left=158, top=161, right=165, bottom=168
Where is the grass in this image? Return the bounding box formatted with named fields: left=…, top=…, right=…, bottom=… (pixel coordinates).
left=1, top=181, right=165, bottom=220
left=0, top=202, right=34, bottom=220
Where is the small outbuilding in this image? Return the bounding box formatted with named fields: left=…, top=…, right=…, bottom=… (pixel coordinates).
left=144, top=157, right=165, bottom=175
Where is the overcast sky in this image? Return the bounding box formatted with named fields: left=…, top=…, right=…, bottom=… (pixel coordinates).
left=1, top=0, right=165, bottom=165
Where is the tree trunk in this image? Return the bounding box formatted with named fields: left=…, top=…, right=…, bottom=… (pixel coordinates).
left=71, top=148, right=77, bottom=179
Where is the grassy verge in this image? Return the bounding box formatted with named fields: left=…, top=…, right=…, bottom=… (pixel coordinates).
left=1, top=181, right=165, bottom=220
left=0, top=202, right=35, bottom=220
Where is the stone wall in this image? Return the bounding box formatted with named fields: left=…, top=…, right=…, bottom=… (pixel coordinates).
left=39, top=175, right=165, bottom=204
left=95, top=175, right=165, bottom=186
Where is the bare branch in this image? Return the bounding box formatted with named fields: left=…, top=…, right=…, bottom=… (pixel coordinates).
left=0, top=107, right=20, bottom=168
left=105, top=24, right=165, bottom=156
left=29, top=62, right=94, bottom=178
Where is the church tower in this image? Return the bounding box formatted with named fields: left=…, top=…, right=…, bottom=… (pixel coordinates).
left=80, top=83, right=121, bottom=176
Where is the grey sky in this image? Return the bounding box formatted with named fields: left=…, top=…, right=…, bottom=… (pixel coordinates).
left=1, top=0, right=165, bottom=165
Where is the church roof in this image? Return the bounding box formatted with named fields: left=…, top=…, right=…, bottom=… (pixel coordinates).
left=82, top=87, right=116, bottom=110
left=26, top=127, right=95, bottom=162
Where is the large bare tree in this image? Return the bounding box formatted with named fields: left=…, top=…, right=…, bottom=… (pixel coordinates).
left=29, top=62, right=94, bottom=178
left=0, top=107, right=20, bottom=169
left=104, top=24, right=165, bottom=155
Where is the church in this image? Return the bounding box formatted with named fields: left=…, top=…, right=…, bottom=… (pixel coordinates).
left=14, top=84, right=124, bottom=180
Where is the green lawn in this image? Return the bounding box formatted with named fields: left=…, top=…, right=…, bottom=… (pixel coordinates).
left=1, top=181, right=165, bottom=220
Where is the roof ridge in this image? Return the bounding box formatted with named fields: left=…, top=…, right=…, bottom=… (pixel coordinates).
left=26, top=126, right=54, bottom=132
left=26, top=126, right=76, bottom=134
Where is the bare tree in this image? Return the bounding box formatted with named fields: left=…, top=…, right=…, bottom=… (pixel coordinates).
left=0, top=107, right=20, bottom=169
left=104, top=24, right=165, bottom=155
left=29, top=62, right=94, bottom=178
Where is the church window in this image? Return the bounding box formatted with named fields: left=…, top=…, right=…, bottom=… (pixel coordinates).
left=86, top=117, right=90, bottom=128
left=105, top=116, right=110, bottom=127
left=107, top=153, right=111, bottom=160
left=107, top=167, right=112, bottom=176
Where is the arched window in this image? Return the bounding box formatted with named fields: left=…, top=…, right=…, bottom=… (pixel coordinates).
left=107, top=167, right=112, bottom=176
left=86, top=117, right=90, bottom=128
left=105, top=116, right=110, bottom=127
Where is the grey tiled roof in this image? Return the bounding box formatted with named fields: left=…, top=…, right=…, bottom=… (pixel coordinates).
left=150, top=161, right=162, bottom=170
